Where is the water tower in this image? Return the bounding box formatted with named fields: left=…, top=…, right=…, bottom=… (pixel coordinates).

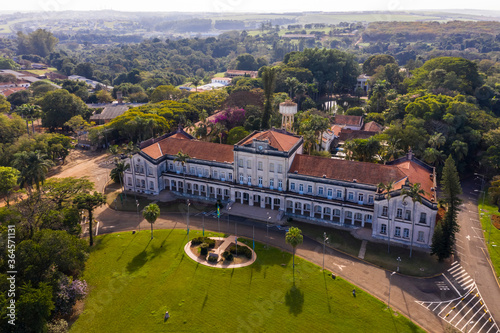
left=279, top=100, right=297, bottom=132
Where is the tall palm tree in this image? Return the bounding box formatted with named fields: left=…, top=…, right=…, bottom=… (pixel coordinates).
left=143, top=203, right=160, bottom=239
left=285, top=227, right=303, bottom=281
left=383, top=138, right=404, bottom=163
left=191, top=77, right=201, bottom=92
left=402, top=183, right=425, bottom=258
left=15, top=104, right=40, bottom=136
left=74, top=192, right=107, bottom=246
left=13, top=151, right=54, bottom=194
left=174, top=151, right=190, bottom=194
left=110, top=161, right=130, bottom=196
left=428, top=132, right=446, bottom=149
left=377, top=181, right=395, bottom=253
left=423, top=147, right=445, bottom=167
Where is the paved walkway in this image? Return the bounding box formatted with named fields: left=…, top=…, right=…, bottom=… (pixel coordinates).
left=223, top=202, right=283, bottom=224
left=358, top=240, right=367, bottom=259
left=183, top=236, right=256, bottom=269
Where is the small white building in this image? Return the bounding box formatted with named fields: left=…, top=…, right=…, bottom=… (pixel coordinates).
left=356, top=74, right=371, bottom=93
left=211, top=77, right=232, bottom=86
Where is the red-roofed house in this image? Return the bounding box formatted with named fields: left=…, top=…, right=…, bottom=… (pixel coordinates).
left=125, top=128, right=438, bottom=249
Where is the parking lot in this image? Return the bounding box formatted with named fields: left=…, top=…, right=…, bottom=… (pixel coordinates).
left=417, top=262, right=499, bottom=332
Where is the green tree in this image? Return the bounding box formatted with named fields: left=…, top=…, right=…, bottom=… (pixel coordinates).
left=0, top=166, right=20, bottom=207
left=226, top=126, right=249, bottom=145
left=110, top=161, right=130, bottom=196
left=432, top=155, right=462, bottom=261
left=73, top=192, right=106, bottom=246
left=174, top=151, right=190, bottom=194
left=0, top=56, right=19, bottom=70
left=64, top=115, right=91, bottom=134
left=188, top=90, right=228, bottom=114
left=17, top=29, right=58, bottom=57
left=15, top=104, right=42, bottom=136
left=142, top=203, right=160, bottom=239
left=42, top=177, right=94, bottom=209
left=150, top=85, right=186, bottom=103
left=401, top=183, right=425, bottom=258
left=39, top=89, right=88, bottom=130
left=377, top=181, right=395, bottom=253
left=0, top=94, right=10, bottom=113
left=363, top=54, right=397, bottom=76
left=235, top=53, right=259, bottom=71
left=13, top=150, right=54, bottom=193
left=285, top=227, right=303, bottom=278
left=96, top=89, right=114, bottom=103
left=488, top=176, right=500, bottom=207
left=261, top=66, right=276, bottom=130
left=16, top=282, right=54, bottom=333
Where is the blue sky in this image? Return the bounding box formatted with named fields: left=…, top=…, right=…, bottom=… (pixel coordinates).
left=3, top=0, right=500, bottom=13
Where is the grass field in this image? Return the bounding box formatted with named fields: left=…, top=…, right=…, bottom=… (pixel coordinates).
left=70, top=230, right=423, bottom=333
left=478, top=192, right=500, bottom=283
left=289, top=220, right=447, bottom=277
left=24, top=67, right=58, bottom=76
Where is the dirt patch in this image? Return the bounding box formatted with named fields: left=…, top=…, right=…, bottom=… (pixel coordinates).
left=492, top=215, right=500, bottom=230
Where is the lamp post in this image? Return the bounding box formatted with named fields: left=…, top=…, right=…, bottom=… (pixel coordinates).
left=202, top=212, right=205, bottom=237
left=323, top=232, right=329, bottom=271
left=136, top=199, right=140, bottom=231
left=396, top=257, right=401, bottom=272
left=387, top=271, right=396, bottom=310
left=186, top=199, right=191, bottom=237
left=235, top=220, right=238, bottom=257
left=227, top=206, right=231, bottom=234
left=266, top=216, right=271, bottom=249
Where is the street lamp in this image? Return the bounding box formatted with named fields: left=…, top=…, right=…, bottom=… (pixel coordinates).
left=387, top=271, right=396, bottom=310
left=474, top=189, right=491, bottom=244
left=396, top=257, right=401, bottom=272
left=323, top=232, right=329, bottom=271
left=266, top=215, right=271, bottom=249
left=136, top=199, right=140, bottom=231
left=227, top=206, right=231, bottom=233
left=235, top=219, right=238, bottom=257
left=186, top=199, right=191, bottom=237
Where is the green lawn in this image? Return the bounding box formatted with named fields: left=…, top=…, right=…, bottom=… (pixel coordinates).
left=70, top=230, right=423, bottom=333
left=478, top=192, right=500, bottom=283
left=289, top=220, right=446, bottom=277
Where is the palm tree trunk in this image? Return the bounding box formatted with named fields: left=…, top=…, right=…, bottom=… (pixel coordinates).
left=409, top=202, right=416, bottom=258
left=89, top=209, right=94, bottom=246
left=387, top=199, right=391, bottom=253
left=32, top=120, right=35, bottom=134
left=25, top=119, right=29, bottom=136
left=150, top=222, right=153, bottom=239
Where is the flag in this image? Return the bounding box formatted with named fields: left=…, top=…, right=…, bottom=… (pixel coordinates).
left=217, top=206, right=220, bottom=218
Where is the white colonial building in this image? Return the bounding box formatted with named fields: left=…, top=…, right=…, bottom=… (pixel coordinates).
left=124, top=128, right=438, bottom=249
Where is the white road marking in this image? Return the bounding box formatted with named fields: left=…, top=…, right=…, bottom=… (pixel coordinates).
left=449, top=266, right=462, bottom=274
left=443, top=274, right=462, bottom=296
left=451, top=268, right=466, bottom=277
left=438, top=301, right=452, bottom=316
left=455, top=299, right=482, bottom=326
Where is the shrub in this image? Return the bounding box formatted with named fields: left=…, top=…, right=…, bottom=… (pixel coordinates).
left=191, top=237, right=215, bottom=248
left=200, top=243, right=209, bottom=256
left=207, top=253, right=218, bottom=263
left=228, top=244, right=252, bottom=259
left=222, top=251, right=233, bottom=261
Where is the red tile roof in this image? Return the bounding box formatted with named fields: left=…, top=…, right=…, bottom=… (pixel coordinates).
left=362, top=121, right=384, bottom=132
left=289, top=154, right=406, bottom=185
left=0, top=86, right=26, bottom=97
left=334, top=115, right=363, bottom=127
left=239, top=129, right=301, bottom=152
left=393, top=160, right=434, bottom=201
left=142, top=137, right=234, bottom=163
left=338, top=129, right=378, bottom=142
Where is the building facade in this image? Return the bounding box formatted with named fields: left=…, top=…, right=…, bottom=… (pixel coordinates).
left=124, top=128, right=438, bottom=249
